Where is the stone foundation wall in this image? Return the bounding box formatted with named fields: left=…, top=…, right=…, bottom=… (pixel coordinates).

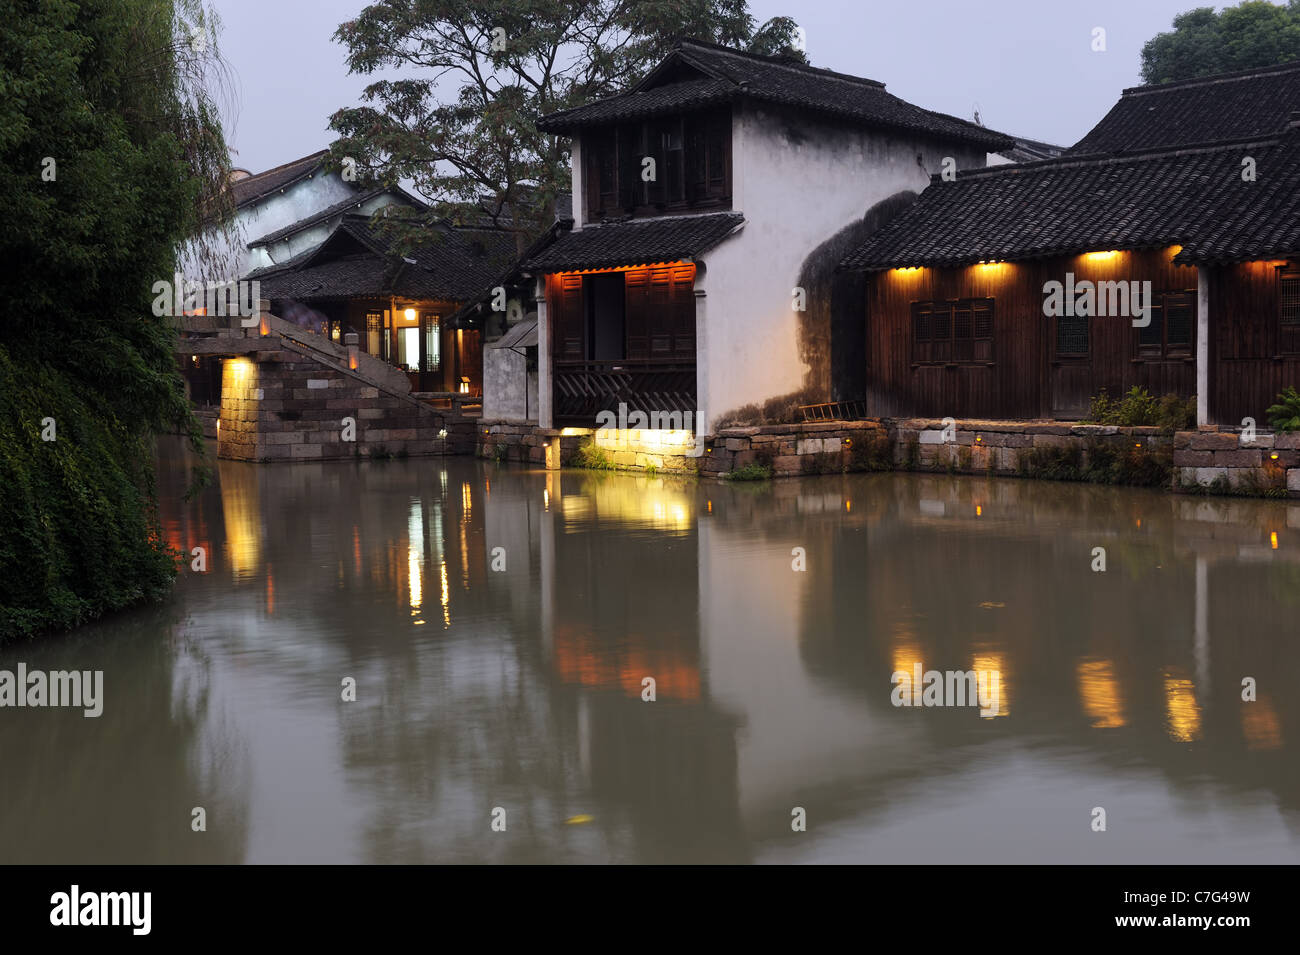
left=472, top=415, right=1300, bottom=498
left=217, top=348, right=467, bottom=462
left=701, top=421, right=891, bottom=477
left=1174, top=429, right=1300, bottom=497
left=476, top=421, right=565, bottom=467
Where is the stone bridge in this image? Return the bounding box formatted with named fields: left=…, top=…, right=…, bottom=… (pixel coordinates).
left=175, top=305, right=478, bottom=462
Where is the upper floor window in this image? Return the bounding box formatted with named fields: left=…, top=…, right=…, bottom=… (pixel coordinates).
left=911, top=298, right=994, bottom=365
left=584, top=109, right=731, bottom=220
left=1137, top=289, right=1194, bottom=359
left=1281, top=268, right=1300, bottom=354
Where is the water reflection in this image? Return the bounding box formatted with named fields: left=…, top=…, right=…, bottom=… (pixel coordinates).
left=2, top=441, right=1298, bottom=863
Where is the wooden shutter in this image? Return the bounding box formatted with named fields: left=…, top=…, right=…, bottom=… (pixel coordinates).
left=617, top=126, right=640, bottom=211
left=552, top=274, right=585, bottom=359
left=671, top=266, right=695, bottom=357
left=624, top=269, right=649, bottom=359
left=685, top=115, right=706, bottom=201
left=647, top=267, right=673, bottom=355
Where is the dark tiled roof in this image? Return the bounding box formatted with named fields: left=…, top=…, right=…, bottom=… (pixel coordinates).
left=1069, top=60, right=1300, bottom=156
left=1176, top=131, right=1300, bottom=264
left=247, top=186, right=425, bottom=247
left=841, top=131, right=1300, bottom=270
left=248, top=215, right=517, bottom=302
left=521, top=212, right=744, bottom=271
left=996, top=136, right=1065, bottom=164
left=231, top=151, right=334, bottom=208
left=539, top=39, right=1012, bottom=150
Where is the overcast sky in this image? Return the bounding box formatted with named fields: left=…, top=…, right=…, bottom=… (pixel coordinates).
left=212, top=0, right=1212, bottom=174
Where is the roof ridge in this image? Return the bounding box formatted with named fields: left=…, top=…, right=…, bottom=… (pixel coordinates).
left=676, top=37, right=887, bottom=90
left=1121, top=58, right=1300, bottom=97
left=948, top=132, right=1284, bottom=183
left=239, top=149, right=329, bottom=184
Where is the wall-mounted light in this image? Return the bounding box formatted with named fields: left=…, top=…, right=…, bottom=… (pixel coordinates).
left=404, top=308, right=416, bottom=322
left=1084, top=250, right=1120, bottom=262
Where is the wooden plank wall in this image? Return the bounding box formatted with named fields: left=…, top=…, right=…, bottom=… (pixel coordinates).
left=864, top=249, right=1201, bottom=419
left=1210, top=259, right=1300, bottom=425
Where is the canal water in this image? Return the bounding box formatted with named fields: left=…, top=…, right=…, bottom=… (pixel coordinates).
left=2, top=437, right=1298, bottom=864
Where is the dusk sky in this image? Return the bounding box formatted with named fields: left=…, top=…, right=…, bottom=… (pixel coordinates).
left=213, top=0, right=1209, bottom=174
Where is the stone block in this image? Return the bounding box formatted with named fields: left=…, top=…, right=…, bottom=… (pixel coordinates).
left=1213, top=450, right=1262, bottom=467
left=1188, top=432, right=1239, bottom=451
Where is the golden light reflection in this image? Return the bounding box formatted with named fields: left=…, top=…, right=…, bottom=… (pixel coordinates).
left=1271, top=531, right=1279, bottom=550
left=1164, top=673, right=1202, bottom=742
left=972, top=652, right=1008, bottom=718
left=408, top=501, right=424, bottom=615
left=1242, top=696, right=1283, bottom=750
left=218, top=462, right=263, bottom=580
left=439, top=560, right=450, bottom=628
left=1077, top=659, right=1126, bottom=728
left=571, top=480, right=694, bottom=532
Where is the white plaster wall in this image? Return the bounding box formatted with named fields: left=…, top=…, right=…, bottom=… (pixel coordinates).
left=236, top=173, right=359, bottom=276
left=246, top=192, right=410, bottom=271
left=696, top=103, right=986, bottom=432
left=483, top=347, right=538, bottom=423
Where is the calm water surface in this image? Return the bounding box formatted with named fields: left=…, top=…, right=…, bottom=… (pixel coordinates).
left=2, top=438, right=1299, bottom=864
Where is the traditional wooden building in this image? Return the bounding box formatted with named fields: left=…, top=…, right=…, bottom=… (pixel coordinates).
left=841, top=61, right=1300, bottom=425
left=247, top=213, right=515, bottom=395
left=520, top=39, right=1011, bottom=431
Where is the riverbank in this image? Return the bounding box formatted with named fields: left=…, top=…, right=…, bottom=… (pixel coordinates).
left=476, top=417, right=1300, bottom=499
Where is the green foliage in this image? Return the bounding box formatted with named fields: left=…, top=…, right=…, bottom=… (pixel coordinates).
left=903, top=438, right=920, bottom=471
left=329, top=0, right=804, bottom=252
left=1266, top=386, right=1300, bottom=432
left=571, top=440, right=614, bottom=470
left=724, top=462, right=773, bottom=481
left=0, top=349, right=179, bottom=639
left=1086, top=387, right=1195, bottom=432
left=0, top=0, right=230, bottom=638
left=1016, top=440, right=1173, bottom=488
left=1141, top=2, right=1300, bottom=84
left=848, top=433, right=894, bottom=472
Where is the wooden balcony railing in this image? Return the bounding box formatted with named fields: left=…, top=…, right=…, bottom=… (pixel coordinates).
left=553, top=359, right=696, bottom=423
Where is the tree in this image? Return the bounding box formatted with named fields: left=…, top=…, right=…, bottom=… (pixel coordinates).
left=0, top=0, right=234, bottom=637
left=1140, top=1, right=1300, bottom=84
left=329, top=1, right=805, bottom=253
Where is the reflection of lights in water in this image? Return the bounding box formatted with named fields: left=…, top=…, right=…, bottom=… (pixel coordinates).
left=1164, top=673, right=1202, bottom=741
left=265, top=566, right=274, bottom=616
left=218, top=463, right=263, bottom=580
left=1271, top=531, right=1279, bottom=550
left=571, top=481, right=693, bottom=531
left=891, top=642, right=922, bottom=687
left=408, top=501, right=424, bottom=614
left=972, top=652, right=1008, bottom=717
left=439, top=561, right=450, bottom=628
left=1077, top=659, right=1125, bottom=728
left=1242, top=696, right=1282, bottom=750
left=461, top=482, right=472, bottom=517
left=543, top=489, right=549, bottom=510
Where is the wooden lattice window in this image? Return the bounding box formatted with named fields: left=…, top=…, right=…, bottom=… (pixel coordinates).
left=1137, top=290, right=1195, bottom=359
left=1282, top=269, right=1300, bottom=354
left=912, top=298, right=994, bottom=365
